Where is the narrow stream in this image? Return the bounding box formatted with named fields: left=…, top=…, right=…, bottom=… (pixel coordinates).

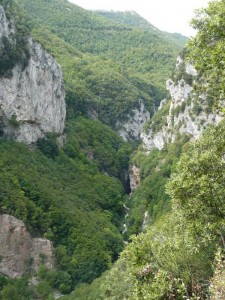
left=122, top=203, right=130, bottom=234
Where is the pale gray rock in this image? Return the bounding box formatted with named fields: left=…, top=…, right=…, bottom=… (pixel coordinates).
left=54, top=291, right=63, bottom=299
left=141, top=127, right=169, bottom=151
left=31, top=238, right=54, bottom=271
left=141, top=57, right=223, bottom=151
left=0, top=214, right=54, bottom=278
left=0, top=5, right=66, bottom=144
left=116, top=100, right=150, bottom=141
left=158, top=98, right=167, bottom=111
left=166, top=78, right=192, bottom=106
left=176, top=56, right=197, bottom=76
left=142, top=211, right=149, bottom=232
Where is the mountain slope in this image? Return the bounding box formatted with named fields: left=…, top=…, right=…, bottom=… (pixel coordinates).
left=95, top=10, right=161, bottom=32
left=0, top=2, right=133, bottom=297
left=17, top=0, right=185, bottom=137
left=60, top=1, right=225, bottom=299
left=0, top=0, right=215, bottom=299
left=96, top=10, right=188, bottom=47
left=18, top=0, right=184, bottom=81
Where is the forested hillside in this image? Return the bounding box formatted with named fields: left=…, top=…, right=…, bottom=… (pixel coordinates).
left=96, top=10, right=187, bottom=47
left=62, top=1, right=225, bottom=299
left=0, top=0, right=131, bottom=297
left=17, top=0, right=185, bottom=131
left=0, top=0, right=184, bottom=298
left=18, top=0, right=183, bottom=80
left=2, top=0, right=225, bottom=299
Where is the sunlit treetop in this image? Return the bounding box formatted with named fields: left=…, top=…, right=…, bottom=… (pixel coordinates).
left=187, top=0, right=225, bottom=104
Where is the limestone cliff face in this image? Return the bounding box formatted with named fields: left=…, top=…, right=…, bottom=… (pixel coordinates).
left=0, top=5, right=66, bottom=144
left=0, top=214, right=54, bottom=278
left=116, top=100, right=150, bottom=141
left=141, top=57, right=223, bottom=151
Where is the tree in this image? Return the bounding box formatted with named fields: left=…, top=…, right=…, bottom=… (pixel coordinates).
left=167, top=122, right=225, bottom=242
left=187, top=0, right=225, bottom=105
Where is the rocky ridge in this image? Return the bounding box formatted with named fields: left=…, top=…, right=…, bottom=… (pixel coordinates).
left=0, top=5, right=66, bottom=144
left=0, top=214, right=54, bottom=278
left=140, top=57, right=223, bottom=151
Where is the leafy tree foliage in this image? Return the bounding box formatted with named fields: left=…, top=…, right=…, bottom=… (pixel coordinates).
left=31, top=26, right=164, bottom=128
left=209, top=248, right=225, bottom=299
left=71, top=122, right=225, bottom=299
left=188, top=0, right=225, bottom=105
left=0, top=0, right=30, bottom=76
left=96, top=10, right=188, bottom=47
left=0, top=138, right=125, bottom=290
left=65, top=117, right=132, bottom=188
left=3, top=0, right=223, bottom=298
left=0, top=1, right=137, bottom=295
left=18, top=0, right=183, bottom=81
left=59, top=1, right=225, bottom=298
left=126, top=134, right=190, bottom=235
left=16, top=0, right=184, bottom=128
left=167, top=122, right=225, bottom=244
left=37, top=134, right=59, bottom=159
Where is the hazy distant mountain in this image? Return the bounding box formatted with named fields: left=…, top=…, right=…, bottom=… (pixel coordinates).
left=96, top=10, right=188, bottom=46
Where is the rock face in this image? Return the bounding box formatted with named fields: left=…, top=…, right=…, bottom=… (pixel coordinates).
left=129, top=164, right=141, bottom=192
left=0, top=5, right=66, bottom=144
left=0, top=214, right=54, bottom=278
left=116, top=100, right=150, bottom=141
left=141, top=57, right=223, bottom=151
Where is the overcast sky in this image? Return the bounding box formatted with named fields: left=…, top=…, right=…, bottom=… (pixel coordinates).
left=68, top=0, right=211, bottom=37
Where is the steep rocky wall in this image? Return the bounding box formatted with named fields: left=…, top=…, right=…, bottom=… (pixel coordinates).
left=141, top=57, right=223, bottom=151
left=0, top=5, right=66, bottom=144
left=115, top=100, right=150, bottom=141
left=0, top=214, right=54, bottom=278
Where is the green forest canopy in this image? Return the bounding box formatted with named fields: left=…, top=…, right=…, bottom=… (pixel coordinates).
left=17, top=0, right=185, bottom=128
left=3, top=0, right=225, bottom=299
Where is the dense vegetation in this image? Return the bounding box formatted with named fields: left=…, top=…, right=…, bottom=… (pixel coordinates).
left=188, top=0, right=225, bottom=105
left=16, top=0, right=184, bottom=129
left=0, top=0, right=30, bottom=76
left=2, top=0, right=225, bottom=299
left=31, top=27, right=162, bottom=127
left=0, top=0, right=182, bottom=297
left=0, top=117, right=132, bottom=297
left=18, top=0, right=183, bottom=80
left=64, top=121, right=225, bottom=300
left=96, top=10, right=187, bottom=47
left=126, top=133, right=190, bottom=236
left=60, top=0, right=225, bottom=299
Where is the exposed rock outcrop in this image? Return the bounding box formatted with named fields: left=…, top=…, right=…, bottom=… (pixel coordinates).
left=129, top=164, right=141, bottom=192
left=0, top=214, right=54, bottom=278
left=0, top=5, right=66, bottom=144
left=116, top=100, right=150, bottom=141
left=141, top=57, right=223, bottom=151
